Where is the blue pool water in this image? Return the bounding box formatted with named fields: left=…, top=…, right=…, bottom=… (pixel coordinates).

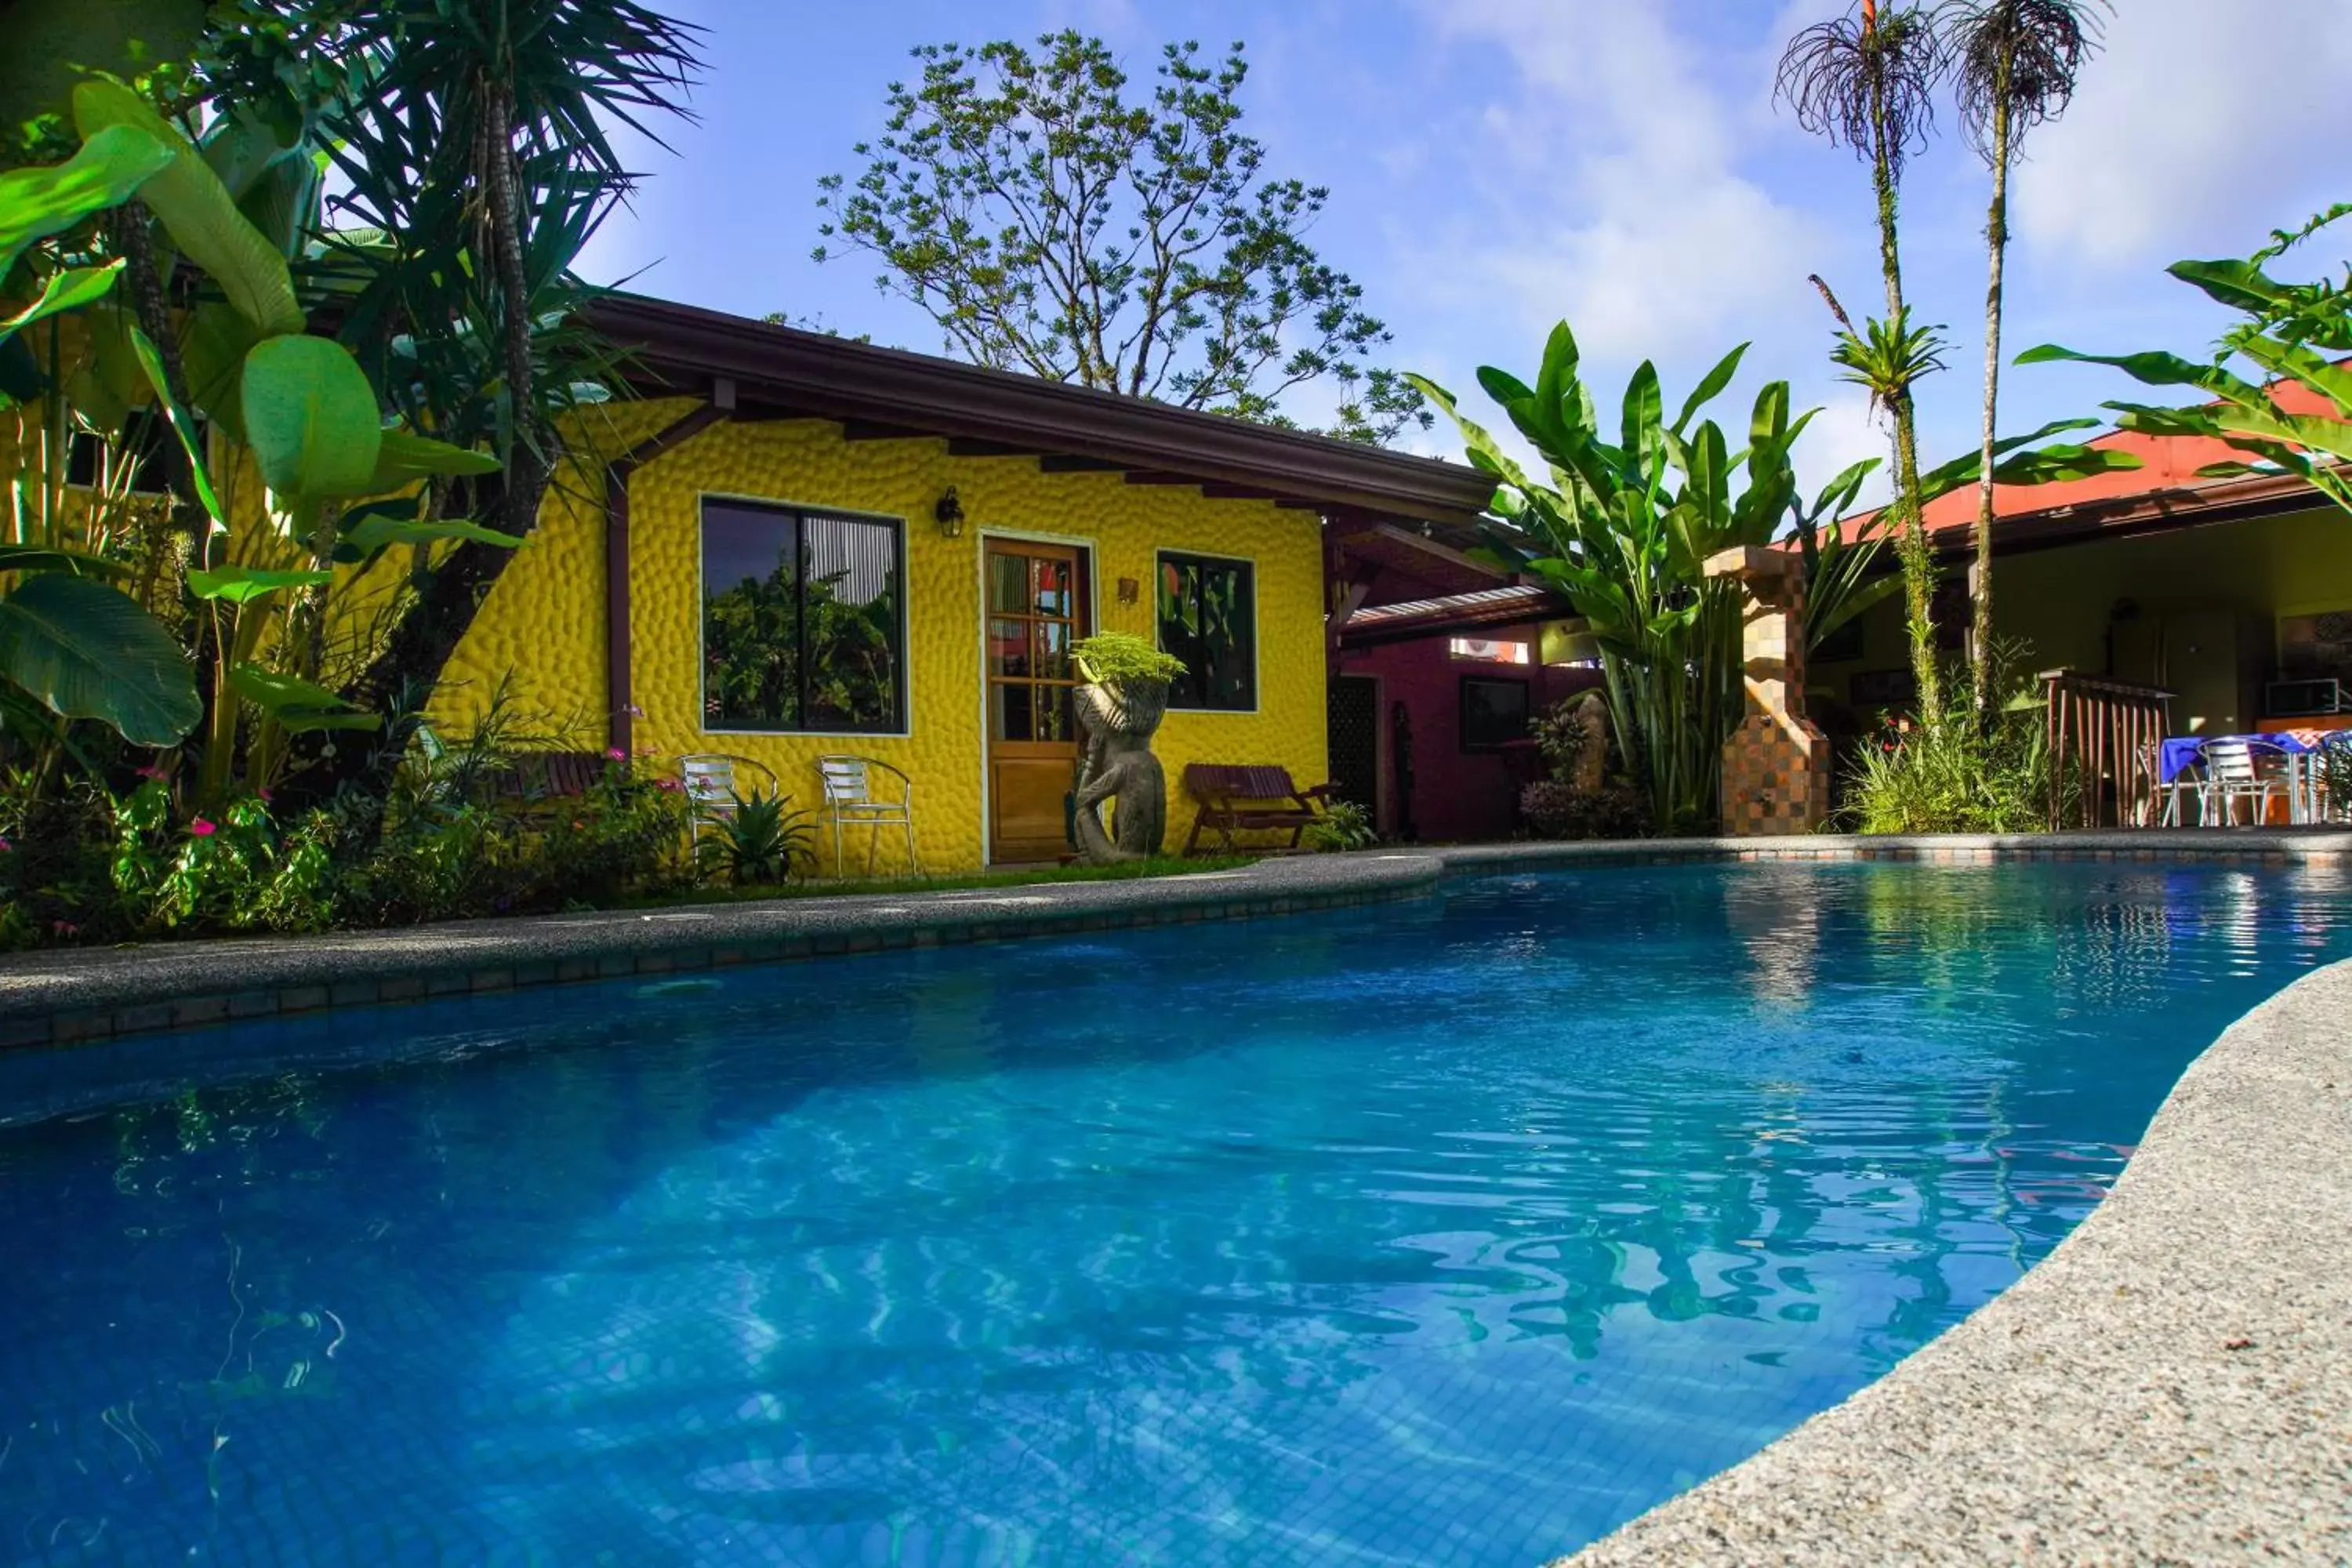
left=2, top=862, right=2347, bottom=1566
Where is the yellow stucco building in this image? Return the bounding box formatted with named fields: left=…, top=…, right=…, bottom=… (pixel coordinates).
left=434, top=296, right=1493, bottom=871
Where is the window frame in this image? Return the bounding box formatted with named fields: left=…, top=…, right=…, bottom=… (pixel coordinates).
left=695, top=492, right=913, bottom=739
left=1458, top=673, right=1533, bottom=751
left=1153, top=548, right=1261, bottom=714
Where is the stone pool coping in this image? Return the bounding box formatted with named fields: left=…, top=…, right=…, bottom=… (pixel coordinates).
left=1556, top=948, right=2352, bottom=1566
left=2, top=827, right=2346, bottom=1050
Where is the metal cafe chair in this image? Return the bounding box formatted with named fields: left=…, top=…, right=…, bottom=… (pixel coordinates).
left=677, top=752, right=779, bottom=848
left=2198, top=737, right=2291, bottom=826
left=2314, top=731, right=2352, bottom=824
left=2140, top=741, right=2199, bottom=827
left=815, top=755, right=921, bottom=877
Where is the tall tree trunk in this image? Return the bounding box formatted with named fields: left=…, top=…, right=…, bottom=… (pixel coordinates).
left=1867, top=57, right=1944, bottom=730
left=284, top=77, right=554, bottom=817
left=1969, top=71, right=2014, bottom=723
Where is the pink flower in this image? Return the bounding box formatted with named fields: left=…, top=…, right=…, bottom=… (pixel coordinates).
left=136, top=764, right=167, bottom=781
left=258, top=787, right=273, bottom=804
left=654, top=777, right=684, bottom=793
left=50, top=920, right=78, bottom=937
left=0, top=837, right=10, bottom=852
left=604, top=746, right=627, bottom=761
left=189, top=818, right=217, bottom=838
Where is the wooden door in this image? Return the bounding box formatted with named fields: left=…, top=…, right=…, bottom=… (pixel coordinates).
left=985, top=539, right=1090, bottom=862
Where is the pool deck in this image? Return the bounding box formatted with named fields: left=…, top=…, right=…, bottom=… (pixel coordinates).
left=4, top=827, right=2350, bottom=1560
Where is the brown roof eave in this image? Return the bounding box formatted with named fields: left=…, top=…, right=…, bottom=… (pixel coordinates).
left=587, top=294, right=1498, bottom=525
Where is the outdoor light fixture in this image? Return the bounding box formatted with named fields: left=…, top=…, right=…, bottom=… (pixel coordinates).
left=1117, top=576, right=1141, bottom=605
left=934, top=486, right=967, bottom=539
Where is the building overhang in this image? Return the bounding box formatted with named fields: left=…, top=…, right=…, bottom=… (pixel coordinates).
left=586, top=294, right=1499, bottom=528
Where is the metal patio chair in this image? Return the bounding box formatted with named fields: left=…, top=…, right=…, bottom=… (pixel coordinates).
left=2196, top=737, right=2291, bottom=826
left=815, top=755, right=920, bottom=877
left=2140, top=741, right=2199, bottom=827
left=677, top=752, right=779, bottom=848
left=2314, top=731, right=2352, bottom=824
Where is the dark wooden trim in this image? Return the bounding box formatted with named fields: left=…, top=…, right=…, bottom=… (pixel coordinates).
left=1200, top=481, right=1283, bottom=501
left=604, top=399, right=732, bottom=753
left=587, top=293, right=1499, bottom=524
left=946, top=437, right=1034, bottom=458
left=1123, top=470, right=1196, bottom=487
left=1038, top=454, right=1124, bottom=474
left=840, top=419, right=929, bottom=442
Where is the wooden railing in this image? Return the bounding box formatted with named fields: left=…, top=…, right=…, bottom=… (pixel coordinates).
left=2042, top=670, right=2174, bottom=829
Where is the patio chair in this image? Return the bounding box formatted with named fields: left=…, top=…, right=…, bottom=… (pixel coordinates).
left=2140, top=742, right=2198, bottom=828
left=677, top=753, right=780, bottom=847
left=815, top=755, right=920, bottom=877
left=2197, top=737, right=2290, bottom=826
left=1181, top=764, right=1335, bottom=855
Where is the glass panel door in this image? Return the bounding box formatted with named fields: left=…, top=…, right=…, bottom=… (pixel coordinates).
left=985, top=541, right=1090, bottom=862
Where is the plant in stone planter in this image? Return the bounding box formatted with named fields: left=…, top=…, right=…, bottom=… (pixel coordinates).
left=1069, top=632, right=1184, bottom=863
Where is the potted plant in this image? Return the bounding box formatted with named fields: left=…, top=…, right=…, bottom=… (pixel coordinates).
left=1069, top=632, right=1183, bottom=862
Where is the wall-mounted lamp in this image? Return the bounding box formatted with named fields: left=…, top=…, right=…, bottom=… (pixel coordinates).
left=1116, top=575, right=1140, bottom=605
left=934, top=486, right=967, bottom=539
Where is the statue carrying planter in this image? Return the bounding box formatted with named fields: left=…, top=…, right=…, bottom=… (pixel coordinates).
left=1069, top=632, right=1183, bottom=864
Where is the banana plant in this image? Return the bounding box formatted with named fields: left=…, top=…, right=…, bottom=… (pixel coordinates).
left=2020, top=203, right=2352, bottom=517
left=1412, top=325, right=1811, bottom=833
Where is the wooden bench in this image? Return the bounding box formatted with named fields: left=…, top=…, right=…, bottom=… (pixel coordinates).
left=1181, top=764, right=1336, bottom=855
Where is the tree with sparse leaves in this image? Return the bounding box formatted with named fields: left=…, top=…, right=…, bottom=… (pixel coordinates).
left=815, top=31, right=1427, bottom=446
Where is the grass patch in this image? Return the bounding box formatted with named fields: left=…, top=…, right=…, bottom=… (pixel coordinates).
left=624, top=855, right=1261, bottom=909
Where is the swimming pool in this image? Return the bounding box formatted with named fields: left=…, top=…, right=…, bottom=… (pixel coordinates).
left=2, top=861, right=2345, bottom=1566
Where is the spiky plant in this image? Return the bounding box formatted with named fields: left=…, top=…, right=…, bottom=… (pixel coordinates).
left=1941, top=0, right=2104, bottom=720
left=1777, top=0, right=1951, bottom=728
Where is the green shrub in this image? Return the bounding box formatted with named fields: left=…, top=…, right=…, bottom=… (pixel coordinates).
left=695, top=789, right=817, bottom=884
left=1071, top=630, right=1183, bottom=685
left=1518, top=695, right=1650, bottom=841
left=1841, top=644, right=2070, bottom=834
left=1303, top=798, right=1377, bottom=852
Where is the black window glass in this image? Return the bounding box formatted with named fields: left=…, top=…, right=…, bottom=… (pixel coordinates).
left=1156, top=553, right=1256, bottom=711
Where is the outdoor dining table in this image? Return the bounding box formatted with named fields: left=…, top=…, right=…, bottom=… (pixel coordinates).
left=2157, top=731, right=2330, bottom=824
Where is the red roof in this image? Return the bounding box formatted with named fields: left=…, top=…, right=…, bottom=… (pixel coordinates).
left=1839, top=380, right=2339, bottom=552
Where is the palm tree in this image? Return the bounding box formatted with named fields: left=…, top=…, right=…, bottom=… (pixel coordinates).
left=1942, top=0, right=2103, bottom=720
left=1777, top=0, right=1949, bottom=727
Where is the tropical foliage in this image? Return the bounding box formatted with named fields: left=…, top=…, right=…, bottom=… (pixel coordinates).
left=816, top=31, right=1427, bottom=445
left=695, top=788, right=817, bottom=886
left=1413, top=327, right=1813, bottom=833
left=2020, top=204, right=2352, bottom=518
left=1841, top=640, right=2071, bottom=833
left=702, top=566, right=902, bottom=732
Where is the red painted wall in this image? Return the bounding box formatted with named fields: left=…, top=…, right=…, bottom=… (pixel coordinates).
left=1337, top=625, right=1600, bottom=844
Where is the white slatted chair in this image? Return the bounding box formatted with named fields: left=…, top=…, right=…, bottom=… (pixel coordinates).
left=815, top=755, right=920, bottom=877
left=677, top=753, right=778, bottom=847
left=2198, top=737, right=2289, bottom=826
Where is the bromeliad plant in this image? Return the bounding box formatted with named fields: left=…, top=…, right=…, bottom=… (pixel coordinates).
left=1413, top=327, right=1813, bottom=833
left=697, top=789, right=817, bottom=887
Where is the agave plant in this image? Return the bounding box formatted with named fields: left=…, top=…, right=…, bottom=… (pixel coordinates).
left=698, top=789, right=817, bottom=886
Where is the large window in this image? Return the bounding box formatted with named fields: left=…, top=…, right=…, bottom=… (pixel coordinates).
left=1157, top=552, right=1256, bottom=711
left=701, top=499, right=906, bottom=734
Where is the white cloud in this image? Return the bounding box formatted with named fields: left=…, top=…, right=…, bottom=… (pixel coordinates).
left=1420, top=0, right=1821, bottom=365
left=2015, top=0, right=2352, bottom=269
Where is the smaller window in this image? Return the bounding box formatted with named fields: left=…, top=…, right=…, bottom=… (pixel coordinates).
left=1448, top=637, right=1530, bottom=665
left=1460, top=675, right=1531, bottom=750
left=1157, top=552, right=1257, bottom=711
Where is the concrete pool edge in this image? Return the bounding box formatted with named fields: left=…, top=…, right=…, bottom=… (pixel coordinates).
left=1, top=827, right=2345, bottom=1049
left=0, top=853, right=1440, bottom=1048
left=1554, top=947, right=2352, bottom=1563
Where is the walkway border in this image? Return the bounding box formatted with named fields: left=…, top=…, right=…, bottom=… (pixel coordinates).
left=2, top=829, right=2346, bottom=1051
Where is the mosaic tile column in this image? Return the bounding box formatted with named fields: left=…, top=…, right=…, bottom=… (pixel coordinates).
left=1704, top=546, right=1831, bottom=835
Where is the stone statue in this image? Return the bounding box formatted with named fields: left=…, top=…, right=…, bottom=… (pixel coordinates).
left=1568, top=691, right=1610, bottom=796
left=1072, top=675, right=1170, bottom=862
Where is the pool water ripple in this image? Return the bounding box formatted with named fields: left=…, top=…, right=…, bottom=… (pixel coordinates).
left=2, top=861, right=2347, bottom=1566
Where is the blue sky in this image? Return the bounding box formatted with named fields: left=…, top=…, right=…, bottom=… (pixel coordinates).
left=578, top=0, right=2352, bottom=506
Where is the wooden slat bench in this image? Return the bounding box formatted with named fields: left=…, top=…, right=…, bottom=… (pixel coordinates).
left=1181, top=764, right=1336, bottom=855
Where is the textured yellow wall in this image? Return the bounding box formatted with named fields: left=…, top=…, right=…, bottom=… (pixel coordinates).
left=441, top=399, right=1330, bottom=869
